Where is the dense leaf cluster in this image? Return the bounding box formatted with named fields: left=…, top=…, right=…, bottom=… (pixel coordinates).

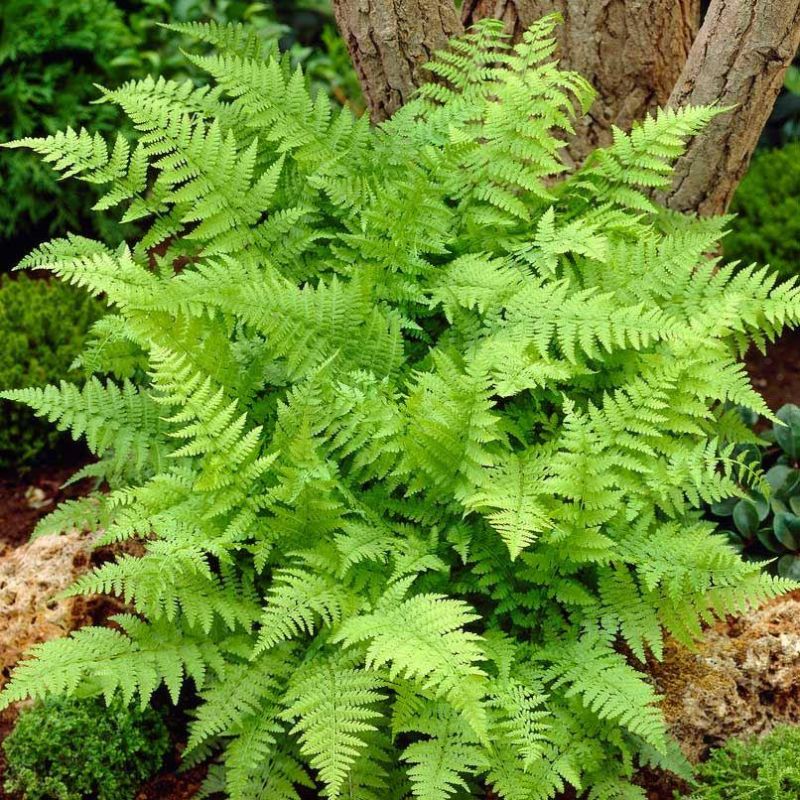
left=0, top=274, right=102, bottom=467
left=709, top=403, right=800, bottom=580
left=2, top=16, right=798, bottom=800
left=684, top=725, right=800, bottom=800
left=725, top=143, right=800, bottom=279
left=2, top=695, right=168, bottom=800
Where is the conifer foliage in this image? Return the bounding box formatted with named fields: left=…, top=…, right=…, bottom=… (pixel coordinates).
left=2, top=15, right=799, bottom=799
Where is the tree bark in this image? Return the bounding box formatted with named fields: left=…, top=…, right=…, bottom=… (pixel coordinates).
left=330, top=0, right=463, bottom=122
left=332, top=0, right=800, bottom=216
left=460, top=1, right=702, bottom=166
left=659, top=0, right=800, bottom=216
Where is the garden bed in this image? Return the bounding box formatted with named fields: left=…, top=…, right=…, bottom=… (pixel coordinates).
left=0, top=461, right=92, bottom=551
left=1, top=6, right=799, bottom=796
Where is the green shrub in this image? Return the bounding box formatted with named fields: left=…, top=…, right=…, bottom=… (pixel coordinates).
left=709, top=404, right=800, bottom=581
left=725, top=143, right=800, bottom=278
left=1, top=15, right=798, bottom=800
left=0, top=275, right=103, bottom=467
left=2, top=695, right=169, bottom=800
left=0, top=0, right=135, bottom=258
left=684, top=725, right=800, bottom=800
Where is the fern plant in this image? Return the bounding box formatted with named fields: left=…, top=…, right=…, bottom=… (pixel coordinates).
left=2, top=15, right=798, bottom=800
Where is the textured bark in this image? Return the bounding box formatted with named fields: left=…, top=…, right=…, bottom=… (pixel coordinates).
left=461, top=1, right=701, bottom=166
left=333, top=0, right=800, bottom=216
left=660, top=0, right=800, bottom=216
left=330, top=0, right=463, bottom=122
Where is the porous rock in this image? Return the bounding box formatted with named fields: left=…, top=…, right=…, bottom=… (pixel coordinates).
left=652, top=591, right=800, bottom=762
left=0, top=531, right=97, bottom=688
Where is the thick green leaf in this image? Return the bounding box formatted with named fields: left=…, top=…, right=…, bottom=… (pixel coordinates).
left=710, top=496, right=738, bottom=517
left=733, top=500, right=760, bottom=537
left=777, top=555, right=800, bottom=580
left=752, top=493, right=770, bottom=522
left=756, top=527, right=784, bottom=554
left=766, top=465, right=793, bottom=494
left=771, top=498, right=788, bottom=515
left=775, top=404, right=800, bottom=460
left=774, top=512, right=800, bottom=551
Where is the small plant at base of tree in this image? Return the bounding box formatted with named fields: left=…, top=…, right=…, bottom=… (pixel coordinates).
left=1, top=14, right=799, bottom=800
left=2, top=695, right=169, bottom=800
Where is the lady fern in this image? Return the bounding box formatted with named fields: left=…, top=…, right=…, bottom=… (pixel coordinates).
left=2, top=15, right=799, bottom=800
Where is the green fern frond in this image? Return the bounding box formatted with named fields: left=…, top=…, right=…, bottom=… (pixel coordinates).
left=162, top=19, right=281, bottom=61
left=2, top=377, right=168, bottom=477
left=575, top=105, right=727, bottom=212
left=283, top=660, right=386, bottom=798
left=0, top=616, right=224, bottom=711
left=253, top=567, right=359, bottom=654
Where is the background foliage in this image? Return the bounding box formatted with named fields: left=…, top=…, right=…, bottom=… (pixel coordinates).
left=0, top=0, right=135, bottom=263
left=760, top=64, right=800, bottom=148
left=725, top=144, right=800, bottom=279
left=0, top=275, right=103, bottom=468
left=0, top=0, right=357, bottom=268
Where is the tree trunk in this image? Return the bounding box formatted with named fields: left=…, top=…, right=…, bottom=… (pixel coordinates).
left=460, top=1, right=701, bottom=166
left=330, top=0, right=463, bottom=122
left=333, top=0, right=800, bottom=216
left=659, top=0, right=800, bottom=216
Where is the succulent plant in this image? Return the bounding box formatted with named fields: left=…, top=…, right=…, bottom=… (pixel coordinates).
left=710, top=404, right=800, bottom=580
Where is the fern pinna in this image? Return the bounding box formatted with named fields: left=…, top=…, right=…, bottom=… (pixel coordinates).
left=2, top=15, right=798, bottom=800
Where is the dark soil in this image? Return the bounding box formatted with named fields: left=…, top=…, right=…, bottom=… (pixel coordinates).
left=135, top=764, right=208, bottom=800
left=0, top=459, right=94, bottom=550
left=135, top=700, right=208, bottom=800
left=746, top=328, right=800, bottom=410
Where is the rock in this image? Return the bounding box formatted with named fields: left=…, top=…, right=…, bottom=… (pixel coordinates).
left=0, top=531, right=98, bottom=688
left=652, top=591, right=800, bottom=763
